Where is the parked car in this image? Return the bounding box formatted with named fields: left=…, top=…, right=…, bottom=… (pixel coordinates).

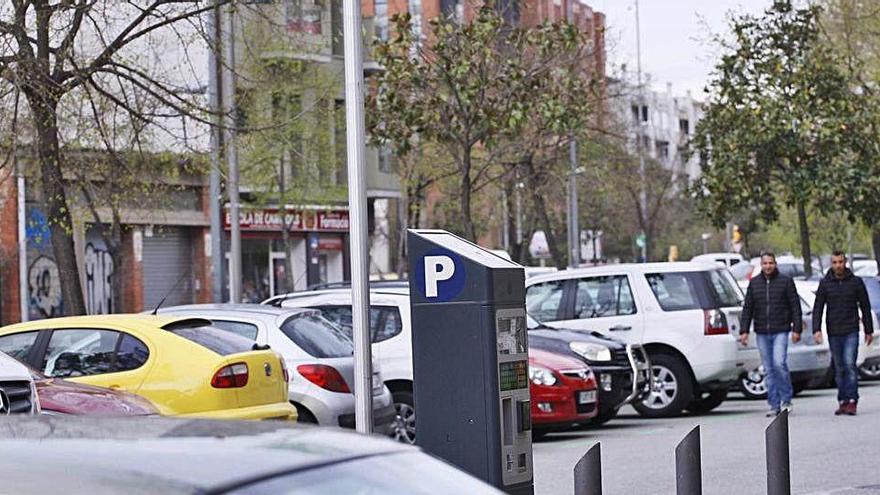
left=526, top=262, right=757, bottom=418
left=736, top=281, right=832, bottom=400
left=0, top=416, right=503, bottom=495
left=858, top=276, right=880, bottom=379
left=692, top=253, right=752, bottom=280
left=265, top=286, right=418, bottom=442
left=155, top=304, right=397, bottom=433
left=0, top=315, right=296, bottom=420
left=853, top=260, right=877, bottom=277
left=0, top=350, right=39, bottom=414
left=529, top=348, right=598, bottom=438
left=744, top=255, right=823, bottom=283
left=528, top=317, right=649, bottom=424
left=34, top=371, right=158, bottom=416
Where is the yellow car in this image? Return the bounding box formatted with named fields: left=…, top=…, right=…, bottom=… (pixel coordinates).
left=0, top=315, right=296, bottom=421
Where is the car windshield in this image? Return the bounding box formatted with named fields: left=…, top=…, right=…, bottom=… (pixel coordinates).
left=225, top=451, right=502, bottom=495
left=279, top=313, right=354, bottom=358
left=164, top=321, right=255, bottom=356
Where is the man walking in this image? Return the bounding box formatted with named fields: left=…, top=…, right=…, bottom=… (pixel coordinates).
left=812, top=251, right=874, bottom=416
left=739, top=252, right=802, bottom=417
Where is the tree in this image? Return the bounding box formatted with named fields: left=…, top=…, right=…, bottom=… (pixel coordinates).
left=820, top=0, right=880, bottom=272
left=0, top=0, right=233, bottom=315
left=370, top=8, right=561, bottom=241
left=692, top=1, right=862, bottom=277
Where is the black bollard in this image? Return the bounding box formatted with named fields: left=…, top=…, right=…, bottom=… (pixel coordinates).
left=766, top=410, right=791, bottom=495
left=574, top=443, right=602, bottom=495
left=675, top=425, right=702, bottom=495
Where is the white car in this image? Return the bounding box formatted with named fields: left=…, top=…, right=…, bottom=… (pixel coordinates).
left=526, top=262, right=758, bottom=418
left=155, top=304, right=397, bottom=434
left=264, top=286, right=417, bottom=443
left=691, top=252, right=746, bottom=268
left=853, top=259, right=878, bottom=277
left=0, top=351, right=39, bottom=414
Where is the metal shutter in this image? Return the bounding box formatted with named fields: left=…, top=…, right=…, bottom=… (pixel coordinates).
left=142, top=227, right=194, bottom=310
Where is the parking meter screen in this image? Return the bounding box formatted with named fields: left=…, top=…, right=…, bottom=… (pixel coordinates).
left=497, top=316, right=527, bottom=355
left=499, top=360, right=528, bottom=392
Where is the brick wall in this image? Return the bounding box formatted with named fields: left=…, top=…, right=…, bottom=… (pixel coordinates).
left=0, top=178, right=21, bottom=325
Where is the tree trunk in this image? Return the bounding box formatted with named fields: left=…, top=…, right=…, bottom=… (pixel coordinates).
left=28, top=94, right=86, bottom=316
left=524, top=158, right=564, bottom=269
left=872, top=226, right=880, bottom=277
left=459, top=148, right=476, bottom=241
left=504, top=179, right=522, bottom=262
left=796, top=200, right=813, bottom=278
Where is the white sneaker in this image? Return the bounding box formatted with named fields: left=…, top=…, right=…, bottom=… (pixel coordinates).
left=766, top=409, right=779, bottom=417
left=781, top=403, right=793, bottom=414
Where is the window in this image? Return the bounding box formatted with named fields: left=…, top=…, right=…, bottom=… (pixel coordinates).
left=212, top=320, right=260, bottom=341
left=679, top=118, right=690, bottom=135
left=378, top=146, right=395, bottom=173
left=316, top=306, right=403, bottom=343
left=374, top=0, right=388, bottom=41
left=0, top=331, right=39, bottom=362
left=43, top=329, right=119, bottom=377
left=280, top=313, right=354, bottom=358
left=707, top=269, right=743, bottom=307
left=526, top=281, right=566, bottom=322
left=165, top=321, right=255, bottom=356
left=116, top=334, right=150, bottom=372
left=631, top=105, right=640, bottom=124
left=574, top=276, right=637, bottom=319
left=641, top=105, right=649, bottom=122
left=646, top=273, right=702, bottom=311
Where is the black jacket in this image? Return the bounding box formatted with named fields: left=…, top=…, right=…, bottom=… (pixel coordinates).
left=740, top=270, right=802, bottom=334
left=812, top=269, right=874, bottom=336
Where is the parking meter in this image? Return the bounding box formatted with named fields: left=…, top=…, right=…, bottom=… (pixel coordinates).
left=407, top=229, right=533, bottom=495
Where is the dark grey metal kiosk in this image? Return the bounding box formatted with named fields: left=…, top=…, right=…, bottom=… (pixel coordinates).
left=407, top=229, right=534, bottom=495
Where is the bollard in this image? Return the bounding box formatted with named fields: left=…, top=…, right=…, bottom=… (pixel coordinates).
left=766, top=410, right=791, bottom=495
left=675, top=425, right=702, bottom=495
left=574, top=443, right=602, bottom=495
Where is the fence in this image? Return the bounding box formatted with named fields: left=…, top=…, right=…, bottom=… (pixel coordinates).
left=573, top=411, right=792, bottom=495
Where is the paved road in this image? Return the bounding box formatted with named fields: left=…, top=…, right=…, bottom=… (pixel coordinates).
left=533, top=382, right=880, bottom=495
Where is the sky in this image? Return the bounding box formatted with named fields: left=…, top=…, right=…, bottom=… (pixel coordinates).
left=594, top=0, right=774, bottom=99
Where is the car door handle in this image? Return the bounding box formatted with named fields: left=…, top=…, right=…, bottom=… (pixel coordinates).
left=609, top=325, right=632, bottom=332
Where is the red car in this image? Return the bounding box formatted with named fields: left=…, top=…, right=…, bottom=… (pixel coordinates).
left=529, top=348, right=598, bottom=438
left=34, top=373, right=157, bottom=416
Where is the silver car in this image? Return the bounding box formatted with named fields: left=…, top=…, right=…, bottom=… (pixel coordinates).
left=157, top=304, right=396, bottom=433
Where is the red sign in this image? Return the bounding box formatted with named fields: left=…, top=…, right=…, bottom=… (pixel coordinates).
left=225, top=208, right=349, bottom=232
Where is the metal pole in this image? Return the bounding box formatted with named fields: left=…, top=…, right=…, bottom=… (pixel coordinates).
left=221, top=3, right=242, bottom=303
left=766, top=410, right=791, bottom=495
left=342, top=0, right=374, bottom=433
left=566, top=0, right=580, bottom=269
left=635, top=0, right=647, bottom=263
left=207, top=2, right=224, bottom=303
left=675, top=425, right=702, bottom=495
left=573, top=443, right=603, bottom=495
left=13, top=87, right=28, bottom=322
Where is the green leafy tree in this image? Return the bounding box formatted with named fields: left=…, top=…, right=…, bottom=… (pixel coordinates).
left=692, top=1, right=863, bottom=277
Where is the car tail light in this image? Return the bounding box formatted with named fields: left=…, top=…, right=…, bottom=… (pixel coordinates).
left=704, top=309, right=729, bottom=336
left=280, top=359, right=290, bottom=383
left=297, top=364, right=351, bottom=393
left=211, top=363, right=249, bottom=388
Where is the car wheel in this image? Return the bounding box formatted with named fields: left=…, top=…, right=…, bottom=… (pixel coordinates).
left=532, top=429, right=548, bottom=441
left=633, top=353, right=694, bottom=418
left=792, top=381, right=807, bottom=396
left=685, top=390, right=728, bottom=414
left=739, top=367, right=768, bottom=400
left=391, top=390, right=416, bottom=445
left=292, top=403, right=318, bottom=424
left=860, top=363, right=880, bottom=380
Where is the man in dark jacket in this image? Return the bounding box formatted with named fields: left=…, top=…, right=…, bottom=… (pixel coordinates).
left=739, top=252, right=803, bottom=416
left=813, top=251, right=874, bottom=416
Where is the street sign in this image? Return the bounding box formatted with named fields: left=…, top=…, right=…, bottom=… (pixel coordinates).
left=635, top=232, right=646, bottom=249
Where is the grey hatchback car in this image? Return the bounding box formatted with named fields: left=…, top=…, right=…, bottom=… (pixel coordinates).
left=156, top=304, right=397, bottom=433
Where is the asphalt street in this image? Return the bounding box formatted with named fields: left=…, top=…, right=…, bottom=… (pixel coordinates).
left=533, top=382, right=880, bottom=495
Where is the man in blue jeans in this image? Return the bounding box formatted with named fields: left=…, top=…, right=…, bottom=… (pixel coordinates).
left=739, top=252, right=803, bottom=417
left=812, top=251, right=874, bottom=416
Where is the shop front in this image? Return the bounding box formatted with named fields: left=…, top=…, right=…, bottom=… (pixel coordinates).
left=224, top=207, right=350, bottom=303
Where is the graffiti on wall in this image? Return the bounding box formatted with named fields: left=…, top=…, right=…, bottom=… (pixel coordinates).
left=85, top=242, right=114, bottom=315
left=28, top=255, right=62, bottom=318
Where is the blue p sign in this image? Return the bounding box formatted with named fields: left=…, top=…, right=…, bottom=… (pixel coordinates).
left=415, top=248, right=466, bottom=301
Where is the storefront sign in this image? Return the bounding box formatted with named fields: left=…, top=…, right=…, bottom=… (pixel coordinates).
left=225, top=208, right=350, bottom=233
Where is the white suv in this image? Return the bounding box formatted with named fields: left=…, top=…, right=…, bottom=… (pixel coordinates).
left=526, top=262, right=758, bottom=418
